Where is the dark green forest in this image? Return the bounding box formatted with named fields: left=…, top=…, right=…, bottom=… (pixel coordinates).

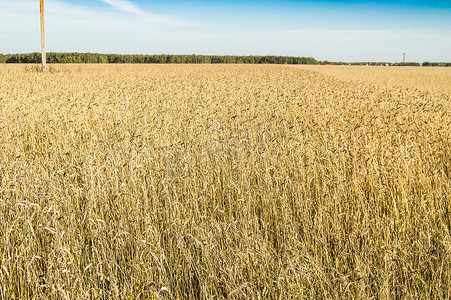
left=422, top=62, right=451, bottom=67
left=1, top=53, right=448, bottom=66
left=0, top=52, right=319, bottom=65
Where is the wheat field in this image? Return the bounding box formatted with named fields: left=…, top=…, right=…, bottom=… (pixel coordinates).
left=0, top=64, right=450, bottom=299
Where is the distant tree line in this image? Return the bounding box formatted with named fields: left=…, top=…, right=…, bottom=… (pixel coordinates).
left=395, top=62, right=421, bottom=66
left=422, top=62, right=451, bottom=67
left=1, top=53, right=448, bottom=66
left=0, top=52, right=319, bottom=65
left=320, top=61, right=451, bottom=67
left=320, top=61, right=422, bottom=66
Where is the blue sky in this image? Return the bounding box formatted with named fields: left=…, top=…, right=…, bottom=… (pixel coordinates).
left=0, top=0, right=450, bottom=62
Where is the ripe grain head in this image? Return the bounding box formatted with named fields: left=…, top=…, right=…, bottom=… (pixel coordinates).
left=0, top=64, right=449, bottom=299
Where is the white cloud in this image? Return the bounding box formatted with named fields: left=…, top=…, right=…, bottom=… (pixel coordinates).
left=0, top=0, right=195, bottom=53
left=97, top=0, right=190, bottom=26
left=99, top=0, right=146, bottom=16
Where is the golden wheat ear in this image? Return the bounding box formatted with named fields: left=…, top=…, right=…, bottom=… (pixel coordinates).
left=0, top=64, right=449, bottom=299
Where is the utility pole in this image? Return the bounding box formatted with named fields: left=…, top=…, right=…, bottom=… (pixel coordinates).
left=403, top=52, right=405, bottom=64
left=40, top=0, right=46, bottom=72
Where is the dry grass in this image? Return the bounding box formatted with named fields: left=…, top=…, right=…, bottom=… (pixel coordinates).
left=0, top=64, right=450, bottom=299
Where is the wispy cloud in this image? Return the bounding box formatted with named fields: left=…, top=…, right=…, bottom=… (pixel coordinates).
left=97, top=0, right=190, bottom=25
left=99, top=0, right=146, bottom=16
left=0, top=0, right=195, bottom=54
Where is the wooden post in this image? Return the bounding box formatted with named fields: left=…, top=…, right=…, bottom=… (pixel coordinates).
left=40, top=0, right=46, bottom=72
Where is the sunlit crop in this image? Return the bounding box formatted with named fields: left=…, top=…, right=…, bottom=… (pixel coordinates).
left=0, top=64, right=450, bottom=299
